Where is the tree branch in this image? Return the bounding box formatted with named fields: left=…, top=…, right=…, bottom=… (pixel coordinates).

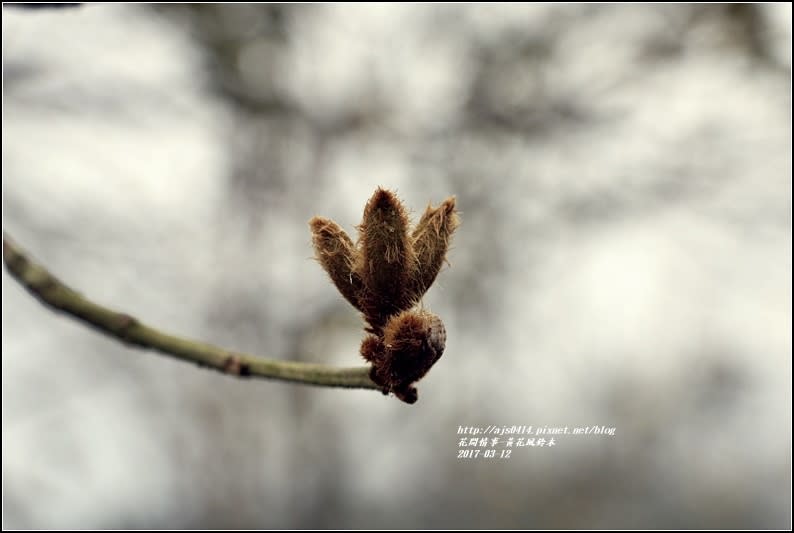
left=2, top=233, right=380, bottom=391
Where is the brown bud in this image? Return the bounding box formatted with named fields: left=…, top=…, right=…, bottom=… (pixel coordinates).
left=370, top=309, right=446, bottom=403
left=360, top=334, right=384, bottom=364
left=356, top=188, right=416, bottom=329
left=309, top=216, right=363, bottom=311
left=309, top=188, right=458, bottom=404
left=409, top=197, right=459, bottom=302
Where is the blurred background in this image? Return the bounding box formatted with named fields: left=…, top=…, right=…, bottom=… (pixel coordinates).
left=2, top=3, right=791, bottom=529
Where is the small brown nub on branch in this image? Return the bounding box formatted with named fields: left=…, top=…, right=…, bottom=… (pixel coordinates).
left=309, top=217, right=364, bottom=311
left=356, top=188, right=416, bottom=328
left=222, top=355, right=251, bottom=377
left=115, top=313, right=138, bottom=344
left=409, top=197, right=459, bottom=302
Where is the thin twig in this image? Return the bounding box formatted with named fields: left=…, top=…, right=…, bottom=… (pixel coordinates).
left=2, top=234, right=379, bottom=390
